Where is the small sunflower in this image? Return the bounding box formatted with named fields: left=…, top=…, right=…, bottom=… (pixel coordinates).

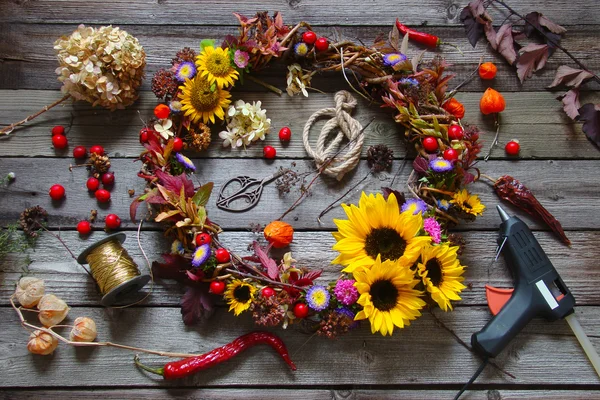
left=179, top=75, right=231, bottom=124
left=353, top=256, right=425, bottom=336
left=332, top=192, right=431, bottom=273
left=417, top=244, right=466, bottom=311
left=451, top=189, right=485, bottom=216
left=195, top=46, right=239, bottom=88
left=224, top=280, right=257, bottom=316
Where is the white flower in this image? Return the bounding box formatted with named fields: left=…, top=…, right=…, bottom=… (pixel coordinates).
left=218, top=100, right=271, bottom=149
left=286, top=63, right=312, bottom=97
left=154, top=118, right=173, bottom=140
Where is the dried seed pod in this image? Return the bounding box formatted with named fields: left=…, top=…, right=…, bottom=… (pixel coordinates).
left=37, top=294, right=70, bottom=327
left=27, top=330, right=58, bottom=355
left=69, top=317, right=97, bottom=342
left=15, top=277, right=45, bottom=308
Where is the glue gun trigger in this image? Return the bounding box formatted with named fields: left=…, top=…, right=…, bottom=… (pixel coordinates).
left=485, top=285, right=514, bottom=316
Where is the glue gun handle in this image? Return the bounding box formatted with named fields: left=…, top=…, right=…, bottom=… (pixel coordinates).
left=472, top=286, right=536, bottom=358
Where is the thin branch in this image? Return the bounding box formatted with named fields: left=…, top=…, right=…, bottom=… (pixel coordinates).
left=1, top=94, right=71, bottom=135
left=224, top=268, right=304, bottom=291
left=317, top=172, right=370, bottom=224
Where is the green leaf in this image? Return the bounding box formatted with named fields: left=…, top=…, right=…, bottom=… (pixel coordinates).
left=192, top=182, right=214, bottom=206
left=197, top=206, right=207, bottom=225
left=200, top=39, right=215, bottom=52
left=210, top=82, right=216, bottom=92
left=408, top=102, right=419, bottom=117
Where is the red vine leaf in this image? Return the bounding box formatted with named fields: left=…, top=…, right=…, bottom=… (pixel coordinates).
left=548, top=65, right=594, bottom=89
left=494, top=24, right=517, bottom=65
left=252, top=241, right=279, bottom=280
left=538, top=14, right=567, bottom=35
left=578, top=103, right=600, bottom=148
left=558, top=89, right=581, bottom=120
left=181, top=285, right=214, bottom=326
left=156, top=170, right=195, bottom=198
left=516, top=43, right=549, bottom=83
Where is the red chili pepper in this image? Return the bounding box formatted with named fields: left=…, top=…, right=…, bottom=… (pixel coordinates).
left=395, top=19, right=440, bottom=48
left=134, top=331, right=297, bottom=379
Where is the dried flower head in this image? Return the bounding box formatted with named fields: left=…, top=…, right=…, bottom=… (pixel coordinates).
left=286, top=64, right=312, bottom=97
left=89, top=152, right=111, bottom=177
left=151, top=69, right=179, bottom=99
left=251, top=291, right=292, bottom=327
left=19, top=206, right=48, bottom=238
left=27, top=330, right=59, bottom=355
left=54, top=25, right=146, bottom=110
left=15, top=277, right=45, bottom=308
left=367, top=144, right=394, bottom=172
left=187, top=124, right=212, bottom=152
left=317, top=310, right=354, bottom=339
left=218, top=100, right=271, bottom=148
left=69, top=316, right=98, bottom=342
left=37, top=294, right=70, bottom=327
left=171, top=47, right=197, bottom=65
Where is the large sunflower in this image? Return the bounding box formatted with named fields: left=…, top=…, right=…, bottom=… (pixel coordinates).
left=417, top=244, right=466, bottom=311
left=179, top=75, right=231, bottom=124
left=332, top=192, right=431, bottom=273
left=224, top=280, right=257, bottom=316
left=353, top=256, right=425, bottom=336
left=195, top=46, right=239, bottom=88
left=451, top=189, right=485, bottom=216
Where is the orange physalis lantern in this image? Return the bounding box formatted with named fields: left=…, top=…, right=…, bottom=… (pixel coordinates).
left=478, top=62, right=497, bottom=80
left=479, top=88, right=506, bottom=115
left=443, top=98, right=465, bottom=119
left=264, top=221, right=294, bottom=248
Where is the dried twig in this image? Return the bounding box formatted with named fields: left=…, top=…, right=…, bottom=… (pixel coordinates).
left=0, top=94, right=71, bottom=135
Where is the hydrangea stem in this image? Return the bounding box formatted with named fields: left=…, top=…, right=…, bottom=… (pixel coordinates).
left=0, top=94, right=71, bottom=135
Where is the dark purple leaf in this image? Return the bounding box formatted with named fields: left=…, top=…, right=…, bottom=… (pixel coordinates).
left=186, top=269, right=204, bottom=282
left=558, top=89, right=581, bottom=120
left=495, top=24, right=517, bottom=65
left=413, top=157, right=429, bottom=175
left=294, top=278, right=315, bottom=287
left=252, top=241, right=279, bottom=280
left=516, top=43, right=549, bottom=83
left=156, top=170, right=195, bottom=198
left=181, top=285, right=214, bottom=326
left=549, top=65, right=594, bottom=89
left=578, top=103, right=600, bottom=148
left=152, top=254, right=191, bottom=281
left=524, top=12, right=563, bottom=53
left=460, top=6, right=484, bottom=48
left=463, top=171, right=475, bottom=185
left=381, top=187, right=406, bottom=206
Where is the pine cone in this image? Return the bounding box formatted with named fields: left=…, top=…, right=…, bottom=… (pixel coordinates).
left=188, top=124, right=211, bottom=152
left=89, top=153, right=111, bottom=177
left=151, top=69, right=179, bottom=99
left=171, top=47, right=197, bottom=65
left=367, top=144, right=394, bottom=172
left=19, top=206, right=48, bottom=238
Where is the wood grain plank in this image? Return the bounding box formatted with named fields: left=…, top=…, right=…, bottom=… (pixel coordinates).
left=1, top=230, right=599, bottom=306
left=1, top=0, right=599, bottom=26
left=0, top=90, right=598, bottom=159
left=0, top=158, right=597, bottom=230
left=1, top=305, right=599, bottom=387
left=1, top=24, right=599, bottom=92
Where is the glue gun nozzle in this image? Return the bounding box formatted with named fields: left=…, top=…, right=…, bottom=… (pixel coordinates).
left=497, top=205, right=510, bottom=222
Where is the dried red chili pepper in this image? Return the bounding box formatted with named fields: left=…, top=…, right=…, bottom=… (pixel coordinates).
left=395, top=19, right=440, bottom=48
left=134, top=331, right=297, bottom=379
left=494, top=175, right=570, bottom=245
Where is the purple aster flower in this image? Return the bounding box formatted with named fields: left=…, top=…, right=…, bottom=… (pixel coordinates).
left=334, top=279, right=358, bottom=305
left=429, top=157, right=453, bottom=173
left=175, top=153, right=196, bottom=171
left=423, top=217, right=442, bottom=243
left=175, top=62, right=196, bottom=82
left=401, top=198, right=428, bottom=215
left=383, top=53, right=407, bottom=67
left=234, top=49, right=249, bottom=68
left=336, top=307, right=359, bottom=330
left=399, top=77, right=419, bottom=87
left=191, top=243, right=210, bottom=267
left=306, top=285, right=330, bottom=311
left=294, top=42, right=309, bottom=57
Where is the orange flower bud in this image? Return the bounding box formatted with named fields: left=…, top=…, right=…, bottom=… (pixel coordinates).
left=264, top=221, right=294, bottom=249
left=479, top=62, right=497, bottom=80
left=154, top=104, right=170, bottom=119
left=479, top=88, right=506, bottom=115
left=443, top=98, right=465, bottom=119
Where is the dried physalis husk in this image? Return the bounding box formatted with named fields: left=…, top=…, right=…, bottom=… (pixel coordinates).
left=27, top=330, right=58, bottom=355
left=15, top=277, right=45, bottom=308
left=37, top=294, right=70, bottom=327
left=69, top=317, right=97, bottom=342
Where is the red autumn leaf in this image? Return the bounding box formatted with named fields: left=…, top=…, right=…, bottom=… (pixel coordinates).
left=548, top=65, right=594, bottom=89
left=578, top=103, right=600, bottom=148
left=516, top=43, right=550, bottom=83
left=252, top=241, right=279, bottom=280
left=155, top=170, right=195, bottom=198
left=558, top=89, right=581, bottom=120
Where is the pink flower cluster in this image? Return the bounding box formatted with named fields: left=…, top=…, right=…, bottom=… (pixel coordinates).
left=423, top=217, right=442, bottom=243
left=334, top=279, right=358, bottom=305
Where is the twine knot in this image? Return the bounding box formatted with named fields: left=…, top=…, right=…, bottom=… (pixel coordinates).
left=302, top=90, right=364, bottom=181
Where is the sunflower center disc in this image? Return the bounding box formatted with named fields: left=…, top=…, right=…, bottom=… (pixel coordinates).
left=234, top=285, right=251, bottom=302
left=208, top=53, right=231, bottom=76
left=370, top=279, right=399, bottom=311
left=365, top=227, right=407, bottom=261
left=190, top=77, right=219, bottom=111
left=425, top=258, right=443, bottom=286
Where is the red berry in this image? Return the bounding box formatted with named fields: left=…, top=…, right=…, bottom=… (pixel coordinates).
left=278, top=127, right=292, bottom=141
left=422, top=137, right=439, bottom=153
left=105, top=214, right=121, bottom=230
left=86, top=177, right=100, bottom=191
left=77, top=220, right=91, bottom=235
left=49, top=184, right=65, bottom=200
left=315, top=37, right=329, bottom=52
left=302, top=31, right=317, bottom=45
left=51, top=126, right=65, bottom=136
left=195, top=233, right=211, bottom=246
left=443, top=148, right=459, bottom=161
left=215, top=248, right=231, bottom=264
left=72, top=145, right=87, bottom=159
left=293, top=303, right=309, bottom=318
left=52, top=134, right=68, bottom=149
left=263, top=145, right=276, bottom=159
left=101, top=172, right=115, bottom=186
left=173, top=137, right=184, bottom=152
left=448, top=125, right=464, bottom=141
left=209, top=280, right=226, bottom=295
left=90, top=145, right=104, bottom=156
left=140, top=128, right=150, bottom=143
left=262, top=287, right=276, bottom=298
left=505, top=140, right=520, bottom=156
left=95, top=189, right=111, bottom=203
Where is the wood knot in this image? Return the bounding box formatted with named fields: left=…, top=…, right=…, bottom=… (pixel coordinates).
left=446, top=1, right=460, bottom=20
left=487, top=389, right=502, bottom=400
left=357, top=349, right=374, bottom=365
left=332, top=390, right=355, bottom=400
left=288, top=0, right=302, bottom=8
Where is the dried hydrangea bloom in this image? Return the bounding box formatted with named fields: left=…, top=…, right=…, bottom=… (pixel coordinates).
left=286, top=64, right=312, bottom=97
left=54, top=24, right=146, bottom=110
left=37, top=294, right=70, bottom=327
left=15, top=277, right=45, bottom=308
left=218, top=100, right=271, bottom=148
left=27, top=330, right=59, bottom=355
left=69, top=317, right=98, bottom=342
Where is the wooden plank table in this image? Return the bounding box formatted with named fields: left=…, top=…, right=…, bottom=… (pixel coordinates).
left=1, top=1, right=600, bottom=398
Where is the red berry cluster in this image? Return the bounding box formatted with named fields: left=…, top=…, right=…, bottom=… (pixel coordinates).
left=301, top=31, right=329, bottom=52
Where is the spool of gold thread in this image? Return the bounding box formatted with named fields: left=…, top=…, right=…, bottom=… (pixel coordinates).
left=77, top=233, right=150, bottom=306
